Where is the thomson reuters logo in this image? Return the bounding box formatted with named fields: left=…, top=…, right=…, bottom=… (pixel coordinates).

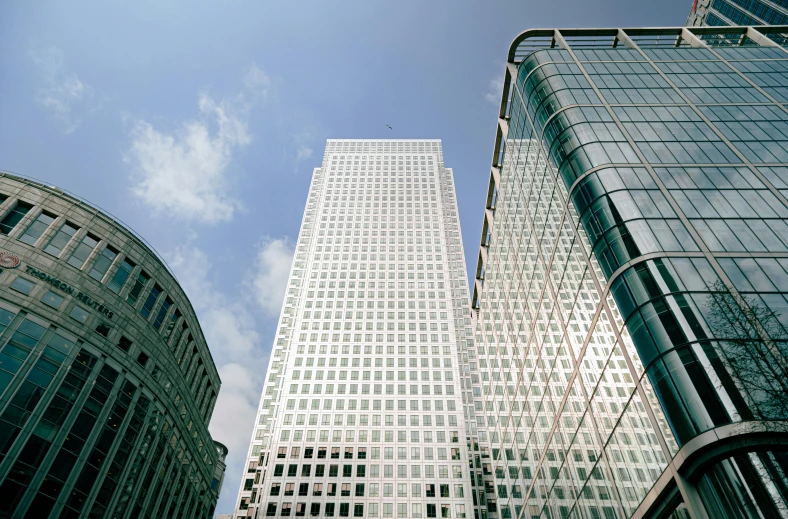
left=0, top=252, right=21, bottom=269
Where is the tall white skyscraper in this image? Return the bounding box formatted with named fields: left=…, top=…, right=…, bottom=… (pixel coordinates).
left=233, top=140, right=476, bottom=519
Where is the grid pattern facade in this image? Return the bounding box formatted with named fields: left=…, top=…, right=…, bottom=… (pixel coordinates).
left=234, top=140, right=476, bottom=519
left=0, top=173, right=225, bottom=518
left=471, top=27, right=788, bottom=519
left=687, top=0, right=788, bottom=27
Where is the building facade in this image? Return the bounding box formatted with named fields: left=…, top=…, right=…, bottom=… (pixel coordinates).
left=470, top=26, right=788, bottom=519
left=233, top=140, right=477, bottom=519
left=686, top=0, right=788, bottom=27
left=0, top=172, right=225, bottom=518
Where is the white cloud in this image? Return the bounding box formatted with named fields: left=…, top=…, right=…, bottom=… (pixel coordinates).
left=250, top=237, right=294, bottom=316
left=484, top=75, right=505, bottom=105
left=244, top=63, right=271, bottom=99
left=296, top=145, right=313, bottom=162
left=166, top=237, right=292, bottom=510
left=210, top=361, right=265, bottom=469
left=31, top=46, right=97, bottom=134
left=127, top=64, right=269, bottom=224
left=166, top=243, right=266, bottom=495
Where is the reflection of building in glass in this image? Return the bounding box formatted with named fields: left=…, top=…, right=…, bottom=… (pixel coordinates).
left=0, top=173, right=225, bottom=518
left=687, top=0, right=788, bottom=27
left=470, top=26, right=788, bottom=519
left=232, top=140, right=476, bottom=519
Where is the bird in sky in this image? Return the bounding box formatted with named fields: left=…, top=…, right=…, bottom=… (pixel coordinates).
left=387, top=124, right=392, bottom=130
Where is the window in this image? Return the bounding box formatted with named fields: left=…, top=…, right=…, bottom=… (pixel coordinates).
left=126, top=271, right=149, bottom=306
left=284, top=483, right=295, bottom=496
left=163, top=309, right=181, bottom=341
left=153, top=297, right=172, bottom=330
left=341, top=483, right=351, bottom=496
left=136, top=352, right=149, bottom=367
left=41, top=290, right=64, bottom=308
left=68, top=233, right=99, bottom=269
left=19, top=211, right=55, bottom=245
left=271, top=483, right=281, bottom=496
left=140, top=284, right=162, bottom=319
left=0, top=201, right=32, bottom=235
left=266, top=503, right=277, bottom=516
left=89, top=245, right=118, bottom=281
left=44, top=222, right=79, bottom=257
left=95, top=322, right=111, bottom=337
left=311, top=504, right=321, bottom=517
left=109, top=258, right=135, bottom=294
left=10, top=276, right=35, bottom=295
left=69, top=305, right=89, bottom=323
left=274, top=464, right=284, bottom=476
left=117, top=335, right=132, bottom=352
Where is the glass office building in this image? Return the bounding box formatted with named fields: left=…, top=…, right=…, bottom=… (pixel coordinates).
left=687, top=0, right=788, bottom=27
left=0, top=172, right=226, bottom=518
left=233, top=140, right=477, bottom=519
left=470, top=26, right=788, bottom=519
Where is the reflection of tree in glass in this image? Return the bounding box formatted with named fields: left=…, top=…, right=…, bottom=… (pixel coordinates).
left=705, top=280, right=788, bottom=421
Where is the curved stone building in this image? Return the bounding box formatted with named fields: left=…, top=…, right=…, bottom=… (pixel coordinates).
left=0, top=172, right=224, bottom=518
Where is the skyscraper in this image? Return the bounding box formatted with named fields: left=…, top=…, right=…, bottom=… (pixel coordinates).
left=233, top=140, right=476, bottom=519
left=686, top=0, right=788, bottom=27
left=470, top=26, right=788, bottom=519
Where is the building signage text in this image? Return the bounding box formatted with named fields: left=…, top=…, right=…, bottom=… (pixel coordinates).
left=25, top=266, right=115, bottom=319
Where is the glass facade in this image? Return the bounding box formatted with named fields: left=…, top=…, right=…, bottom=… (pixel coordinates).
left=233, top=140, right=477, bottom=519
left=470, top=27, right=788, bottom=519
left=0, top=173, right=225, bottom=518
left=687, top=0, right=788, bottom=28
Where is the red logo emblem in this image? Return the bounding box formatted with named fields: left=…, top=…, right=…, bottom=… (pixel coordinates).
left=0, top=252, right=21, bottom=269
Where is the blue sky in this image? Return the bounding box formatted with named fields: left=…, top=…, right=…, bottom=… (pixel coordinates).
left=1, top=0, right=691, bottom=513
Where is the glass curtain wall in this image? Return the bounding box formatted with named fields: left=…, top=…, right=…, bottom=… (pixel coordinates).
left=472, top=27, right=788, bottom=519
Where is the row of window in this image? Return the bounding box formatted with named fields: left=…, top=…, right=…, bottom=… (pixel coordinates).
left=264, top=501, right=464, bottom=518
left=282, top=399, right=458, bottom=412
left=274, top=446, right=463, bottom=461
left=269, top=482, right=465, bottom=499
left=281, top=383, right=457, bottom=397
left=275, top=429, right=459, bottom=444
left=280, top=415, right=460, bottom=428
left=272, top=463, right=464, bottom=479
